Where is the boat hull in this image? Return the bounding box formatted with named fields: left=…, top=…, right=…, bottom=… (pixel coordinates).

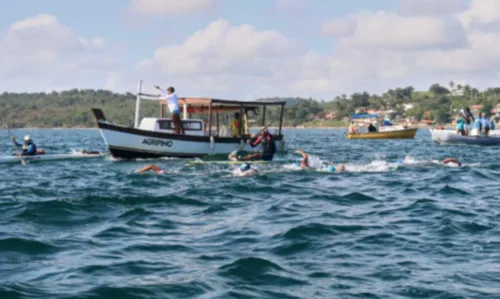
left=346, top=128, right=418, bottom=139
left=96, top=121, right=285, bottom=159
left=430, top=129, right=500, bottom=145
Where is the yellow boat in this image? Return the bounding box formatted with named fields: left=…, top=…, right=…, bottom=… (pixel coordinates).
left=346, top=128, right=418, bottom=139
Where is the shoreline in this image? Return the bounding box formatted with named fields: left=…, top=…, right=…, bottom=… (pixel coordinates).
left=2, top=125, right=437, bottom=130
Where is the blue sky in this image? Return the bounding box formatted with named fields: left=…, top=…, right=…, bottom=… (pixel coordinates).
left=2, top=0, right=497, bottom=101
left=0, top=0, right=399, bottom=64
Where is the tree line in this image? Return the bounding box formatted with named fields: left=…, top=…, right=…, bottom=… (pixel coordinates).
left=0, top=83, right=498, bottom=128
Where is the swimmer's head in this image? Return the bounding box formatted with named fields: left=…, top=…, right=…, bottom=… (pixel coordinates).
left=293, top=161, right=301, bottom=167
left=328, top=165, right=336, bottom=172
left=240, top=163, right=250, bottom=171
left=396, top=159, right=403, bottom=165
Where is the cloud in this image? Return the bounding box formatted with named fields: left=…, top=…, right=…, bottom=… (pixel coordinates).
left=129, top=0, right=219, bottom=16
left=397, top=0, right=467, bottom=17
left=321, top=16, right=356, bottom=36
left=134, top=18, right=320, bottom=98
left=328, top=11, right=468, bottom=51
left=459, top=0, right=500, bottom=27
left=5, top=1, right=500, bottom=101
left=0, top=14, right=119, bottom=92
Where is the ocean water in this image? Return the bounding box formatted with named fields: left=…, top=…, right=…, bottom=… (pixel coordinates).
left=0, top=128, right=499, bottom=299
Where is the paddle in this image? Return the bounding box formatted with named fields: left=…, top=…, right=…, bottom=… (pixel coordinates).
left=5, top=124, right=27, bottom=165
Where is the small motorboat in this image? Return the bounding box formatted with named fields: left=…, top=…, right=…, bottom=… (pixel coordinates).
left=345, top=113, right=418, bottom=139
left=346, top=128, right=418, bottom=139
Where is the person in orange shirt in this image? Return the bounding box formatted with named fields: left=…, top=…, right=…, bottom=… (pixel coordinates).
left=229, top=112, right=241, bottom=137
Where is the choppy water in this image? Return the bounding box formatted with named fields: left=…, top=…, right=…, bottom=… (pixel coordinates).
left=1, top=128, right=499, bottom=299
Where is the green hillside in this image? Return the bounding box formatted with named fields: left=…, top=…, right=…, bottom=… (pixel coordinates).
left=1, top=83, right=499, bottom=128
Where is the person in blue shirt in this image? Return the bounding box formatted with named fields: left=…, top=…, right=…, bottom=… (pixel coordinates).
left=490, top=116, right=496, bottom=130
left=456, top=113, right=465, bottom=135
left=474, top=114, right=483, bottom=135
left=11, top=135, right=37, bottom=155
left=481, top=112, right=490, bottom=136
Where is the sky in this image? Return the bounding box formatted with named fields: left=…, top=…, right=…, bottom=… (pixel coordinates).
left=1, top=0, right=500, bottom=101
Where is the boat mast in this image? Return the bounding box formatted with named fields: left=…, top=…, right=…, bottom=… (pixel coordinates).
left=135, top=80, right=143, bottom=128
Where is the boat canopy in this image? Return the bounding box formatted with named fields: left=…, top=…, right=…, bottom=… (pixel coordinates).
left=133, top=80, right=287, bottom=136
left=350, top=113, right=378, bottom=119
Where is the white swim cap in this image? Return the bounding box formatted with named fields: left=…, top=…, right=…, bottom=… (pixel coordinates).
left=24, top=135, right=31, bottom=141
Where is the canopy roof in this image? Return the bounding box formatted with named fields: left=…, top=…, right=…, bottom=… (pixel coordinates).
left=138, top=93, right=286, bottom=107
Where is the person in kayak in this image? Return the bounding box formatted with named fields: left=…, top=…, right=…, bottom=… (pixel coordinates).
left=295, top=150, right=345, bottom=172
left=135, top=164, right=166, bottom=174
left=230, top=127, right=276, bottom=161
left=155, top=85, right=184, bottom=135
left=11, top=135, right=37, bottom=156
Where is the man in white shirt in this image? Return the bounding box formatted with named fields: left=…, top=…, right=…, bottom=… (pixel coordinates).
left=155, top=85, right=185, bottom=135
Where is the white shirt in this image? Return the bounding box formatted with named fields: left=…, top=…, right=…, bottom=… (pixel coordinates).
left=159, top=88, right=179, bottom=113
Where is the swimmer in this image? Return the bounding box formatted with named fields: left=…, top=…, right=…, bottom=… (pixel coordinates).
left=295, top=150, right=310, bottom=167
left=441, top=158, right=462, bottom=167
left=295, top=150, right=345, bottom=172
left=234, top=163, right=258, bottom=176
left=135, top=164, right=166, bottom=174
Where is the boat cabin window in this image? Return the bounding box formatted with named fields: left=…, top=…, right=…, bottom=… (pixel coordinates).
left=157, top=120, right=203, bottom=131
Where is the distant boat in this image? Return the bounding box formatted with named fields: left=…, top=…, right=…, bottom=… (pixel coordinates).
left=346, top=128, right=418, bottom=139
left=345, top=113, right=418, bottom=139
left=430, top=129, right=500, bottom=145
left=90, top=80, right=286, bottom=159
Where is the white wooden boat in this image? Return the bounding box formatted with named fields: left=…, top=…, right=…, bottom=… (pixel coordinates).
left=430, top=129, right=500, bottom=145
left=91, top=80, right=286, bottom=159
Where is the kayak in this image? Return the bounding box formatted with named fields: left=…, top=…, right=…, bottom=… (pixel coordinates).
left=0, top=152, right=104, bottom=164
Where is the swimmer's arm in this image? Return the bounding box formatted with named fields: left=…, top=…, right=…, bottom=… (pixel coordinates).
left=295, top=150, right=309, bottom=167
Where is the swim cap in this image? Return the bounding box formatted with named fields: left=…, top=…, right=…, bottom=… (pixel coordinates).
left=294, top=161, right=300, bottom=167
left=240, top=163, right=250, bottom=171
left=328, top=165, right=336, bottom=172
left=396, top=159, right=403, bottom=164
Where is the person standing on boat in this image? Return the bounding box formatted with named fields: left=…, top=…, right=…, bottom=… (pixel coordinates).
left=456, top=113, right=465, bottom=136
left=11, top=135, right=37, bottom=156
left=229, top=112, right=242, bottom=137
left=155, top=85, right=185, bottom=135
left=481, top=112, right=490, bottom=136
left=474, top=113, right=483, bottom=135
left=463, top=107, right=474, bottom=135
